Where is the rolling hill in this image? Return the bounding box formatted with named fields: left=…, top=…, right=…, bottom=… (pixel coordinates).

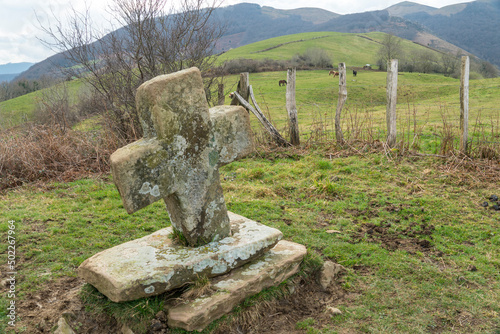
left=217, top=31, right=440, bottom=69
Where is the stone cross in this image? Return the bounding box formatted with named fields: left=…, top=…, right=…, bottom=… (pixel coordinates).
left=110, top=67, right=253, bottom=247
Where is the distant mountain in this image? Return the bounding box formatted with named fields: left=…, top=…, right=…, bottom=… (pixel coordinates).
left=0, top=62, right=34, bottom=82
left=386, top=1, right=468, bottom=17
left=0, top=62, right=34, bottom=75
left=15, top=1, right=499, bottom=80
left=0, top=74, right=18, bottom=82
left=13, top=54, right=73, bottom=81
left=214, top=4, right=469, bottom=60
left=388, top=0, right=500, bottom=67
left=386, top=1, right=437, bottom=16
left=213, top=4, right=455, bottom=54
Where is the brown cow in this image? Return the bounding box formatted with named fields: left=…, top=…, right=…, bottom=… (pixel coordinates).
left=329, top=70, right=338, bottom=77
left=279, top=80, right=287, bottom=86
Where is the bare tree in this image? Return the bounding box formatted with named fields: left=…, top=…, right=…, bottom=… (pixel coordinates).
left=38, top=0, right=225, bottom=140
left=441, top=52, right=460, bottom=77
left=377, top=34, right=403, bottom=71
left=33, top=81, right=75, bottom=133
left=415, top=49, right=438, bottom=74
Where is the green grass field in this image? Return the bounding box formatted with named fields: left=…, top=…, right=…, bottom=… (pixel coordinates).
left=220, top=70, right=499, bottom=156
left=1, top=151, right=499, bottom=333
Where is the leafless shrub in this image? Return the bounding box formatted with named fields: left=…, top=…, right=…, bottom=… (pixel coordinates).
left=291, top=48, right=332, bottom=68
left=470, top=110, right=499, bottom=161
left=222, top=58, right=290, bottom=74
left=436, top=105, right=458, bottom=156
left=0, top=125, right=122, bottom=191
left=33, top=81, right=79, bottom=132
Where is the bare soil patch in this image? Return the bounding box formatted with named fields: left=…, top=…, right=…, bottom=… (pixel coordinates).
left=1, top=276, right=118, bottom=334
left=4, top=271, right=356, bottom=334
left=351, top=220, right=437, bottom=254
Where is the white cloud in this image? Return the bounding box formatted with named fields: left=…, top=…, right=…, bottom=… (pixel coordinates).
left=0, top=0, right=113, bottom=64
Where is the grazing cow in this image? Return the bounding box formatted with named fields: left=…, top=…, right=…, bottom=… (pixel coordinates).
left=279, top=80, right=287, bottom=86
left=353, top=70, right=357, bottom=77
left=329, top=70, right=339, bottom=77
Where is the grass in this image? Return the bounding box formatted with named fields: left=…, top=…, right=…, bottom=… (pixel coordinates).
left=1, top=149, right=499, bottom=333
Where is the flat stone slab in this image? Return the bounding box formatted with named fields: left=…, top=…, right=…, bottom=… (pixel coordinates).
left=167, top=240, right=307, bottom=332
left=78, top=212, right=282, bottom=302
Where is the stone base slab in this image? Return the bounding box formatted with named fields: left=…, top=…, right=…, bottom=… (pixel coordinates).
left=167, top=240, right=307, bottom=332
left=78, top=212, right=282, bottom=302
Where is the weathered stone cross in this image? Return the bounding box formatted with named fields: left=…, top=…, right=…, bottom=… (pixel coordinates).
left=110, top=67, right=253, bottom=247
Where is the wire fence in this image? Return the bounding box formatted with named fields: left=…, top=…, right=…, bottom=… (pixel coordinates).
left=239, top=81, right=499, bottom=158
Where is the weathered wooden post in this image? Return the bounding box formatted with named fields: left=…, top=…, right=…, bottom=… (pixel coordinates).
left=230, top=72, right=250, bottom=106
left=386, top=59, right=398, bottom=148
left=286, top=68, right=300, bottom=145
left=460, top=56, right=470, bottom=154
left=335, top=63, right=347, bottom=145
left=217, top=83, right=224, bottom=105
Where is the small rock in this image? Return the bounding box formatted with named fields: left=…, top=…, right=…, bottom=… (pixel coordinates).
left=326, top=306, right=343, bottom=316
left=489, top=195, right=498, bottom=202
left=61, top=311, right=76, bottom=321
left=318, top=261, right=347, bottom=291
left=54, top=317, right=76, bottom=334
left=492, top=204, right=500, bottom=211
left=156, top=310, right=167, bottom=322
left=480, top=201, right=489, bottom=207
left=1, top=279, right=10, bottom=288
left=121, top=324, right=135, bottom=334
left=326, top=230, right=341, bottom=234
left=150, top=320, right=166, bottom=331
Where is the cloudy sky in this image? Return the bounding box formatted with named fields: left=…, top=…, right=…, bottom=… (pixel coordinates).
left=0, top=0, right=470, bottom=65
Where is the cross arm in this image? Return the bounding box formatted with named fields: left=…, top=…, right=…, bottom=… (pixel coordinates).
left=209, top=105, right=254, bottom=166
left=110, top=138, right=174, bottom=214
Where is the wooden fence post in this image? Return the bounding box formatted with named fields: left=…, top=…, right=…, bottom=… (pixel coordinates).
left=230, top=72, right=250, bottom=106
left=460, top=56, right=470, bottom=154
left=386, top=59, right=398, bottom=148
left=233, top=89, right=290, bottom=147
left=218, top=83, right=224, bottom=105
left=335, top=63, right=347, bottom=145
left=286, top=68, right=300, bottom=146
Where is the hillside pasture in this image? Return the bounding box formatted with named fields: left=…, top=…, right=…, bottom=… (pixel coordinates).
left=222, top=70, right=499, bottom=157
left=218, top=32, right=432, bottom=69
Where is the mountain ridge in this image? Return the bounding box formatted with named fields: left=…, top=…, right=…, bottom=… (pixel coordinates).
left=0, top=62, right=35, bottom=82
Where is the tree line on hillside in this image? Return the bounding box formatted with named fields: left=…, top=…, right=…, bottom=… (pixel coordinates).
left=377, top=34, right=498, bottom=78
left=0, top=77, right=56, bottom=103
